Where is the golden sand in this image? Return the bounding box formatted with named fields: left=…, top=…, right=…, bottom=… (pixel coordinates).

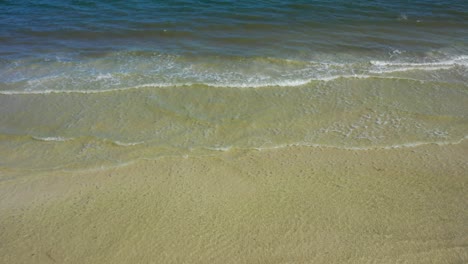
left=1, top=142, right=467, bottom=263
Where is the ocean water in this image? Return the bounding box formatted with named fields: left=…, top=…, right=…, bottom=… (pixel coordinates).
left=1, top=0, right=467, bottom=170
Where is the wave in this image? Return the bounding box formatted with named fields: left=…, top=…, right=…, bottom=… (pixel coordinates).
left=3, top=134, right=145, bottom=148
left=112, top=140, right=145, bottom=147
left=5, top=132, right=468, bottom=151
left=370, top=55, right=468, bottom=67
left=201, top=136, right=468, bottom=153
left=3, top=131, right=467, bottom=172
left=370, top=55, right=468, bottom=73
left=1, top=73, right=464, bottom=95
left=1, top=53, right=467, bottom=94
left=0, top=86, right=150, bottom=95
left=253, top=136, right=468, bottom=151
left=43, top=135, right=468, bottom=174
left=32, top=136, right=71, bottom=142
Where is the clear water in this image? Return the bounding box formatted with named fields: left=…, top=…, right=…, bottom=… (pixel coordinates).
left=1, top=0, right=467, bottom=170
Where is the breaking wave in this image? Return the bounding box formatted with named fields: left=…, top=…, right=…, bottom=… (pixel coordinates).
left=1, top=54, right=467, bottom=94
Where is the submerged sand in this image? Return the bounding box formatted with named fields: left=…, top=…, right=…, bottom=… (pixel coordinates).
left=1, top=142, right=467, bottom=263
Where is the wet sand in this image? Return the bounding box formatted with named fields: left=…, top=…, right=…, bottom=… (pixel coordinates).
left=1, top=142, right=467, bottom=263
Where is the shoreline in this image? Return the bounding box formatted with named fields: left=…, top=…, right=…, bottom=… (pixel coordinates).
left=2, top=135, right=468, bottom=176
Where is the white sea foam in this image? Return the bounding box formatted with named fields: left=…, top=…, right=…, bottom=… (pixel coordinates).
left=397, top=13, right=408, bottom=21
left=45, top=136, right=468, bottom=173
left=0, top=86, right=142, bottom=95
left=249, top=136, right=468, bottom=152
left=205, top=146, right=233, bottom=152
left=369, top=65, right=455, bottom=74
left=0, top=75, right=411, bottom=95
left=1, top=55, right=466, bottom=95
left=0, top=75, right=441, bottom=95
left=370, top=55, right=468, bottom=67
left=29, top=135, right=144, bottom=147
left=57, top=160, right=138, bottom=173
left=32, top=136, right=71, bottom=142
left=112, top=140, right=145, bottom=147
left=95, top=73, right=114, bottom=81
left=199, top=136, right=468, bottom=154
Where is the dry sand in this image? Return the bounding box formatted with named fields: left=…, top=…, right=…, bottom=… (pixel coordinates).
left=1, top=142, right=467, bottom=263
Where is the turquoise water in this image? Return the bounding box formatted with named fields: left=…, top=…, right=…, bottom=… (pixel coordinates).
left=0, top=1, right=467, bottom=170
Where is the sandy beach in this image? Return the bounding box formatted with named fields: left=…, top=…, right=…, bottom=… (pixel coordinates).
left=1, top=141, right=467, bottom=264
left=2, top=1, right=468, bottom=263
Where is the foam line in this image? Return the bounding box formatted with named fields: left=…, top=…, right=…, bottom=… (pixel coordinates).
left=32, top=136, right=71, bottom=142
left=1, top=74, right=461, bottom=95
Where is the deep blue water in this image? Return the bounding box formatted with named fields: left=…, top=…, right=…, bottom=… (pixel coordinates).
left=1, top=0, right=467, bottom=58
